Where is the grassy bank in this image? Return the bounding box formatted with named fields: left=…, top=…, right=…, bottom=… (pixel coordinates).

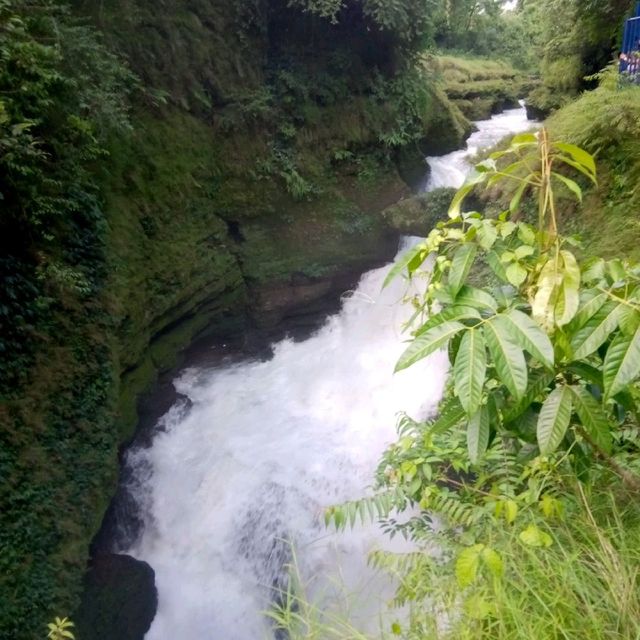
left=269, top=71, right=640, bottom=640
left=547, top=72, right=640, bottom=261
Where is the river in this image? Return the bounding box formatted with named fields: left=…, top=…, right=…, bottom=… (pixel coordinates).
left=119, top=103, right=533, bottom=639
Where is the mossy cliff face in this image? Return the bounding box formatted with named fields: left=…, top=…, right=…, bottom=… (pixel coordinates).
left=432, top=55, right=530, bottom=120
left=102, top=106, right=411, bottom=441
left=0, top=2, right=474, bottom=638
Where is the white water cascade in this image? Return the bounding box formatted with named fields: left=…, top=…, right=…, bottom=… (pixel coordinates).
left=122, top=104, right=533, bottom=640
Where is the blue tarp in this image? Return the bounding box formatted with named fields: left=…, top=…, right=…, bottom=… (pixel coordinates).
left=620, top=2, right=640, bottom=75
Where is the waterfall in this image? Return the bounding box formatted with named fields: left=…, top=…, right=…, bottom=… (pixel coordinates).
left=121, top=104, right=533, bottom=639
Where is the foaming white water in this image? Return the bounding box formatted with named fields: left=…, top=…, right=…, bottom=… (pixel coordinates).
left=123, top=103, right=533, bottom=640
left=426, top=102, right=534, bottom=190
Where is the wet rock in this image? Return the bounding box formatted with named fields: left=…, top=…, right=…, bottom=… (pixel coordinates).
left=382, top=188, right=457, bottom=236
left=525, top=101, right=550, bottom=121
left=248, top=266, right=389, bottom=328
left=394, top=144, right=431, bottom=192
left=74, top=554, right=158, bottom=640
left=383, top=186, right=487, bottom=236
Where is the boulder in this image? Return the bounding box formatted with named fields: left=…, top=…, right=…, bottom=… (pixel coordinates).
left=74, top=554, right=158, bottom=640
left=525, top=101, right=550, bottom=121
left=382, top=187, right=458, bottom=236
left=393, top=144, right=431, bottom=192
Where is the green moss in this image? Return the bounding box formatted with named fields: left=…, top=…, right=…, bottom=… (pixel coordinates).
left=430, top=54, right=528, bottom=120
left=237, top=179, right=404, bottom=286
left=382, top=187, right=458, bottom=236
left=547, top=80, right=640, bottom=262
left=0, top=2, right=488, bottom=636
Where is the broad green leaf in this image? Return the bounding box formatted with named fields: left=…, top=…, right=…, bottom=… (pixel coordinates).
left=449, top=243, right=477, bottom=296
left=448, top=329, right=463, bottom=365
left=555, top=154, right=597, bottom=184
left=496, top=498, right=519, bottom=524
left=503, top=369, right=555, bottom=423
left=518, top=223, right=536, bottom=245
left=484, top=318, right=528, bottom=400
left=552, top=172, right=582, bottom=202
left=531, top=258, right=562, bottom=331
left=539, top=494, right=564, bottom=519
left=506, top=262, right=527, bottom=287
left=449, top=183, right=474, bottom=219
left=487, top=250, right=508, bottom=281
left=505, top=499, right=519, bottom=524
left=477, top=221, right=498, bottom=250
left=557, top=250, right=581, bottom=325
left=456, top=544, right=483, bottom=587
left=494, top=287, right=513, bottom=310
left=554, top=142, right=597, bottom=178
left=500, top=251, right=515, bottom=264
left=382, top=244, right=425, bottom=289
left=581, top=257, right=606, bottom=283
left=570, top=291, right=608, bottom=331
left=455, top=285, right=498, bottom=312
left=515, top=245, right=535, bottom=259
left=519, top=524, right=553, bottom=548
left=511, top=132, right=538, bottom=147
left=467, top=405, right=490, bottom=463
left=499, top=220, right=517, bottom=238
left=454, top=329, right=487, bottom=415
left=607, top=258, right=626, bottom=284
left=533, top=252, right=580, bottom=331
left=395, top=321, right=465, bottom=372
left=537, top=385, right=572, bottom=454
left=509, top=177, right=531, bottom=214
left=568, top=385, right=612, bottom=454
left=570, top=302, right=624, bottom=360
left=415, top=305, right=481, bottom=337
left=618, top=305, right=640, bottom=336
left=502, top=309, right=555, bottom=368
left=566, top=362, right=603, bottom=387
left=603, top=325, right=640, bottom=399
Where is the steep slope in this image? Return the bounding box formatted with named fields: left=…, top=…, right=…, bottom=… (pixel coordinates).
left=0, top=1, right=473, bottom=637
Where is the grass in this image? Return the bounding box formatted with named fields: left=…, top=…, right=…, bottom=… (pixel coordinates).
left=269, top=484, right=640, bottom=640
left=427, top=54, right=529, bottom=120
left=268, top=70, right=640, bottom=640
left=458, top=487, right=640, bottom=640
left=547, top=71, right=640, bottom=261
left=465, top=70, right=640, bottom=263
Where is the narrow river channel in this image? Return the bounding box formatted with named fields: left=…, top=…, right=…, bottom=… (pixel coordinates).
left=120, top=103, right=533, bottom=639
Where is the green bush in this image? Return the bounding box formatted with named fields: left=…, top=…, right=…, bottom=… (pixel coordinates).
left=320, top=130, right=640, bottom=639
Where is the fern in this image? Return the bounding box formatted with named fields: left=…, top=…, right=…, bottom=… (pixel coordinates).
left=324, top=488, right=408, bottom=530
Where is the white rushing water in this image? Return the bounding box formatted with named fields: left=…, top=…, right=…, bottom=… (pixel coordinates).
left=425, top=103, right=534, bottom=190
left=122, top=103, right=533, bottom=640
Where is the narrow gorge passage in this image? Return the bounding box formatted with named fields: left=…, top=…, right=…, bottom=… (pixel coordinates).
left=120, top=104, right=533, bottom=640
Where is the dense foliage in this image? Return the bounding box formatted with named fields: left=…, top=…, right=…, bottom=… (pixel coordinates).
left=0, top=0, right=134, bottom=390
left=317, top=130, right=640, bottom=639
left=2, top=0, right=638, bottom=637
left=520, top=0, right=635, bottom=112
left=0, top=3, right=139, bottom=638
left=0, top=1, right=470, bottom=638
left=432, top=0, right=532, bottom=67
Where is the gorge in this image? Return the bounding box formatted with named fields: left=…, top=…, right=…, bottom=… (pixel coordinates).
left=88, top=105, right=534, bottom=640
left=3, top=2, right=639, bottom=639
